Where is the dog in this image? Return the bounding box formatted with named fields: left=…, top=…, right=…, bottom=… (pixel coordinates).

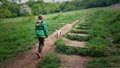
left=56, top=29, right=62, bottom=38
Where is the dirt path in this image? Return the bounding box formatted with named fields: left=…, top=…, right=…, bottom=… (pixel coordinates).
left=62, top=37, right=86, bottom=48
left=58, top=37, right=90, bottom=68
left=57, top=16, right=91, bottom=68
left=6, top=20, right=79, bottom=68
left=57, top=54, right=90, bottom=68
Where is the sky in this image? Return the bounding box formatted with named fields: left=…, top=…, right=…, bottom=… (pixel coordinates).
left=44, top=0, right=71, bottom=2
left=21, top=0, right=28, bottom=3
left=19, top=0, right=71, bottom=3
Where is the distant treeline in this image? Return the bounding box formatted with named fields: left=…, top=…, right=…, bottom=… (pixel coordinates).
left=0, top=0, right=120, bottom=18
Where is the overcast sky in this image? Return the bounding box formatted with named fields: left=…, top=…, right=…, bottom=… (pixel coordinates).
left=19, top=0, right=71, bottom=3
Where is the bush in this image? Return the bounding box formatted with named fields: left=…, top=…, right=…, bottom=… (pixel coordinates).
left=0, top=8, right=12, bottom=18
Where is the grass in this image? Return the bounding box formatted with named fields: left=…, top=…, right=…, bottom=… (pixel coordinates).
left=55, top=39, right=78, bottom=55
left=55, top=39, right=107, bottom=56
left=84, top=9, right=120, bottom=68
left=0, top=20, right=37, bottom=63
left=65, top=34, right=89, bottom=41
left=51, top=7, right=120, bottom=68
left=87, top=56, right=120, bottom=68
left=0, top=7, right=102, bottom=66
left=34, top=7, right=120, bottom=68
left=78, top=23, right=92, bottom=28
left=0, top=6, right=110, bottom=67
left=70, top=29, right=88, bottom=34
left=38, top=53, right=60, bottom=68
left=55, top=8, right=120, bottom=68
left=76, top=26, right=91, bottom=30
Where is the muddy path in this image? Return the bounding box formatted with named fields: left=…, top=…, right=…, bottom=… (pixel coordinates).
left=6, top=20, right=79, bottom=68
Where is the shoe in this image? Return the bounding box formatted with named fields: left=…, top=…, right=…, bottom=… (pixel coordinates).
left=37, top=52, right=41, bottom=58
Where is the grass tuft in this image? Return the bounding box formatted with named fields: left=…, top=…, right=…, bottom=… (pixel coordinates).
left=38, top=53, right=60, bottom=68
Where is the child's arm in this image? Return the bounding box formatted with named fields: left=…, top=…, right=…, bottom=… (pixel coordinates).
left=43, top=22, right=48, bottom=38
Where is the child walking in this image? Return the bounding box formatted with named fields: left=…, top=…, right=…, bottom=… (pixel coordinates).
left=35, top=14, right=48, bottom=58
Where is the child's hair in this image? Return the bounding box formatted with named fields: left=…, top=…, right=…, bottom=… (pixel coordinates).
left=38, top=14, right=44, bottom=20
left=36, top=21, right=39, bottom=24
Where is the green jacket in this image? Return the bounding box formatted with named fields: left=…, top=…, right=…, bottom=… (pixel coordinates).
left=35, top=21, right=48, bottom=38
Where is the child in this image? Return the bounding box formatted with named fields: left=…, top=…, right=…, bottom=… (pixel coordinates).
left=56, top=29, right=62, bottom=38
left=35, top=14, right=48, bottom=58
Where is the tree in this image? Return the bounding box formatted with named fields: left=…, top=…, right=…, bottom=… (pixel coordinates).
left=7, top=2, right=20, bottom=17
left=20, top=4, right=32, bottom=16
left=0, top=0, right=9, bottom=7
left=60, top=1, right=74, bottom=11
left=0, top=1, right=2, bottom=6
left=32, top=3, right=43, bottom=15
left=0, top=8, right=12, bottom=18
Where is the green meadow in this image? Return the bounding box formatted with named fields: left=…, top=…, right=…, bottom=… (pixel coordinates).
left=55, top=7, right=120, bottom=68
left=1, top=5, right=120, bottom=68
left=0, top=0, right=120, bottom=67
left=0, top=7, right=102, bottom=65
